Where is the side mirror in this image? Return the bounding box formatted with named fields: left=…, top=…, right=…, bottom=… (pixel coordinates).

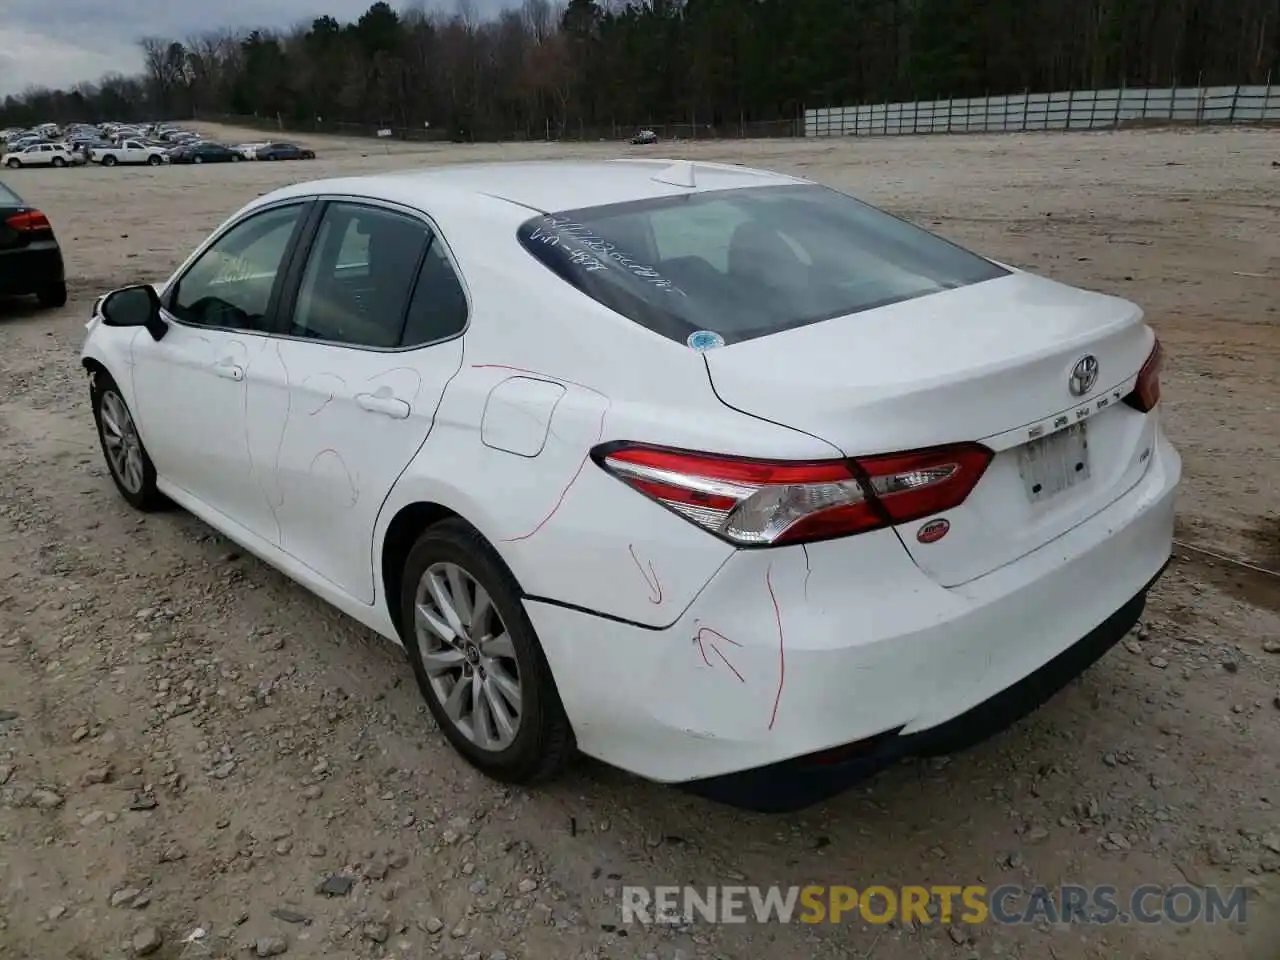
left=101, top=284, right=167, bottom=341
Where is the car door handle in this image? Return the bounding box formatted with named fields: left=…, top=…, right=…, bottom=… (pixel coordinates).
left=356, top=392, right=410, bottom=419
left=212, top=359, right=244, bottom=381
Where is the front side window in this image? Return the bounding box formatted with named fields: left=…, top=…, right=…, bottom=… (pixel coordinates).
left=517, top=184, right=1009, bottom=345
left=288, top=202, right=431, bottom=348
left=168, top=203, right=305, bottom=330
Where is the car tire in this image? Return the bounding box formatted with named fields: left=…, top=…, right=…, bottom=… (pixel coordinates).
left=52, top=156, right=66, bottom=168
left=193, top=156, right=203, bottom=164
left=90, top=372, right=166, bottom=512
left=147, top=154, right=161, bottom=166
left=231, top=154, right=241, bottom=162
left=102, top=155, right=116, bottom=167
left=400, top=518, right=575, bottom=784
left=37, top=282, right=67, bottom=308
left=5, top=159, right=19, bottom=168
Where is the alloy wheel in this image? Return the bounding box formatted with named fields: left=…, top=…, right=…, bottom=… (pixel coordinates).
left=99, top=390, right=144, bottom=495
left=414, top=561, right=523, bottom=752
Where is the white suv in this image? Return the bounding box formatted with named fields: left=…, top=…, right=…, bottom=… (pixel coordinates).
left=3, top=143, right=75, bottom=168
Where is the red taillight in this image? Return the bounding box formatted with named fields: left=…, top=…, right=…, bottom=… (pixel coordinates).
left=595, top=441, right=992, bottom=547
left=1124, top=338, right=1162, bottom=413
left=858, top=444, right=994, bottom=527
left=4, top=210, right=51, bottom=232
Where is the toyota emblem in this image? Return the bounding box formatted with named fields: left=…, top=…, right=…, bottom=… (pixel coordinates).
left=1069, top=355, right=1099, bottom=397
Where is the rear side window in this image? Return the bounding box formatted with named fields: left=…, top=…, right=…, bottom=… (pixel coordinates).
left=517, top=184, right=1008, bottom=345
left=289, top=202, right=430, bottom=348
left=287, top=200, right=466, bottom=349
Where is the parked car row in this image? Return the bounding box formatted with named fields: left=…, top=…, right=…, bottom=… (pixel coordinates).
left=232, top=141, right=317, bottom=162
left=2, top=139, right=318, bottom=169
left=161, top=141, right=315, bottom=164
left=4, top=120, right=189, bottom=156
left=3, top=120, right=318, bottom=171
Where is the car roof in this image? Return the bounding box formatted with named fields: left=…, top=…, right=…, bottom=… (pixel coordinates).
left=262, top=159, right=811, bottom=216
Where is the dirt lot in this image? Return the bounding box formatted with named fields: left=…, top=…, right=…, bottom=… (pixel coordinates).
left=0, top=125, right=1278, bottom=960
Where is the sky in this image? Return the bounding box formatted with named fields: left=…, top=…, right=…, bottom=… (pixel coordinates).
left=0, top=0, right=514, bottom=97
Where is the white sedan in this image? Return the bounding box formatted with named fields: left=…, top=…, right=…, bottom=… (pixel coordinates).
left=80, top=159, right=1179, bottom=811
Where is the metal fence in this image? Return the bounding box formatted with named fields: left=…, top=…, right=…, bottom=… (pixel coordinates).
left=806, top=84, right=1280, bottom=137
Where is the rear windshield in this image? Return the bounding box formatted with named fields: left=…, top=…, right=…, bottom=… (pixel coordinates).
left=0, top=182, right=21, bottom=205
left=517, top=184, right=1008, bottom=345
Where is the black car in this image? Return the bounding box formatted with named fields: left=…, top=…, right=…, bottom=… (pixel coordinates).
left=0, top=179, right=66, bottom=308
left=168, top=142, right=242, bottom=165
left=257, top=142, right=316, bottom=161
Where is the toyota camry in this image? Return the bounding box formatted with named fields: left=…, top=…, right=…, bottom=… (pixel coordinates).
left=79, top=159, right=1179, bottom=811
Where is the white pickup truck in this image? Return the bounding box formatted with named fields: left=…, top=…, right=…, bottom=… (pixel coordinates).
left=89, top=139, right=168, bottom=167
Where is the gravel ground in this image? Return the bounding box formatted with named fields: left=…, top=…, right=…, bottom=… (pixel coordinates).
left=0, top=125, right=1277, bottom=960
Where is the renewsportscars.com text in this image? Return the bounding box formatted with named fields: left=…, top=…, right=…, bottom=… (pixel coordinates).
left=621, top=884, right=1248, bottom=927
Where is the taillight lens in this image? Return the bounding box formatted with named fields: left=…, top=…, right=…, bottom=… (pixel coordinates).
left=4, top=210, right=51, bottom=232
left=595, top=442, right=992, bottom=547
left=1124, top=338, right=1162, bottom=413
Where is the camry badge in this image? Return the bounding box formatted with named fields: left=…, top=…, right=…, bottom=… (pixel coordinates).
left=1069, top=355, right=1099, bottom=397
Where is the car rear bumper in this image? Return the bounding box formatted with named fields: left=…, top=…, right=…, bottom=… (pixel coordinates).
left=0, top=243, right=65, bottom=294
left=526, top=427, right=1180, bottom=808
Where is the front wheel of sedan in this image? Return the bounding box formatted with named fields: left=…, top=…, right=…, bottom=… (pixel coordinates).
left=400, top=519, right=574, bottom=784
left=91, top=373, right=165, bottom=511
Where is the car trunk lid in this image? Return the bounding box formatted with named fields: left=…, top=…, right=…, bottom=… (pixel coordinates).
left=704, top=271, right=1160, bottom=587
